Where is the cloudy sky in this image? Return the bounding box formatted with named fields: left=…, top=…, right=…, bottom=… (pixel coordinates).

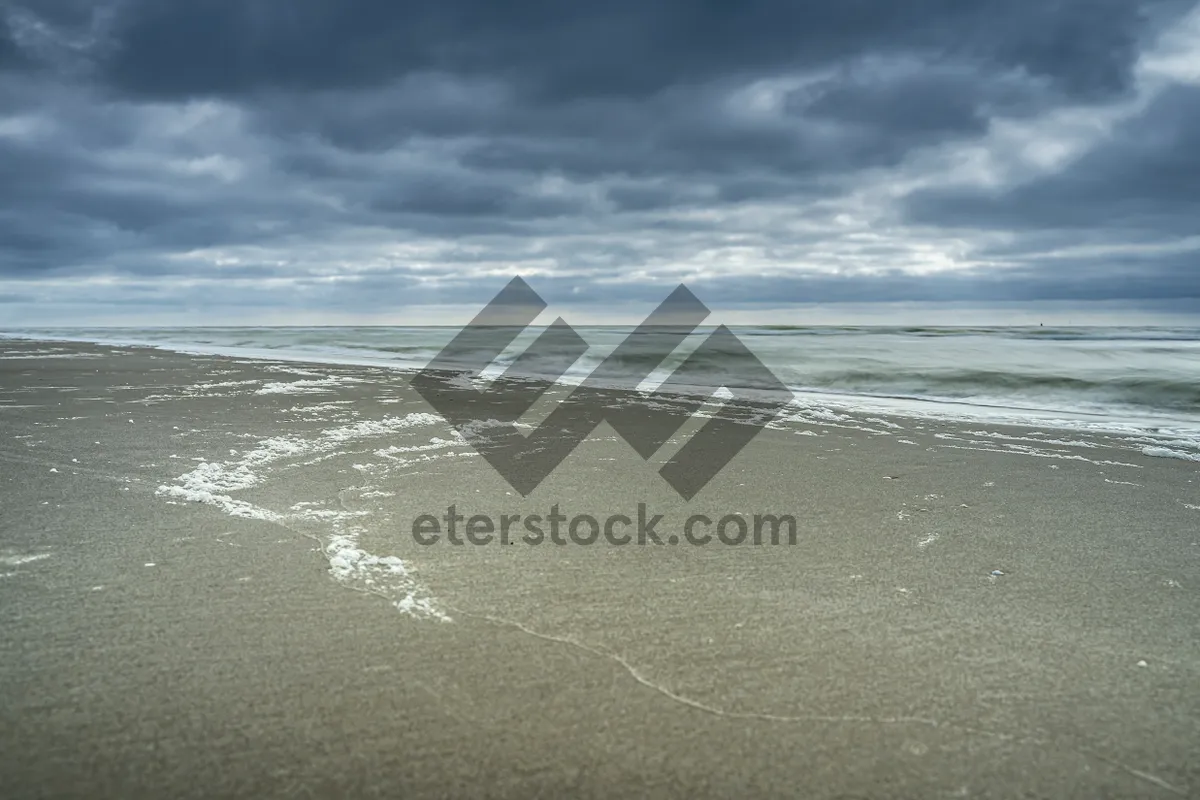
left=3, top=0, right=1200, bottom=325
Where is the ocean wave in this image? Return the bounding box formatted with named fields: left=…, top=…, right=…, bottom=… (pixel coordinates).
left=794, top=369, right=1200, bottom=413
left=5, top=325, right=1200, bottom=430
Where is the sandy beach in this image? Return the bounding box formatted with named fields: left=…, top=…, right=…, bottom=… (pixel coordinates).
left=1, top=338, right=1198, bottom=799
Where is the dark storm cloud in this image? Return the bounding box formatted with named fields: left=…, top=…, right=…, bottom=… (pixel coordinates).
left=92, top=0, right=1175, bottom=102
left=0, top=0, right=1199, bottom=316
left=906, top=84, right=1200, bottom=233
left=235, top=0, right=1185, bottom=183
left=366, top=172, right=588, bottom=220
left=800, top=67, right=1028, bottom=136
left=0, top=22, right=23, bottom=68
left=606, top=184, right=699, bottom=213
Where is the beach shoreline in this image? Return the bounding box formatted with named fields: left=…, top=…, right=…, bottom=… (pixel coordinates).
left=1, top=338, right=1198, bottom=799
left=4, top=325, right=1199, bottom=444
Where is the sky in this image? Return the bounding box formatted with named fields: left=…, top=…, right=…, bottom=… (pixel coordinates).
left=3, top=0, right=1200, bottom=326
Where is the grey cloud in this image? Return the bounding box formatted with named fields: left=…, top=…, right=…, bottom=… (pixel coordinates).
left=526, top=259, right=1200, bottom=306
left=82, top=0, right=1182, bottom=103
left=795, top=64, right=1051, bottom=138
left=371, top=182, right=586, bottom=221
left=606, top=184, right=699, bottom=213
left=0, top=23, right=24, bottom=69
left=905, top=84, right=1200, bottom=233
left=1, top=0, right=1199, bottom=316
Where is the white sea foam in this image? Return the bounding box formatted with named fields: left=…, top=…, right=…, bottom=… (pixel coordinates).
left=458, top=418, right=513, bottom=439
left=255, top=376, right=362, bottom=395
left=0, top=553, right=51, bottom=566
left=375, top=437, right=459, bottom=458
left=0, top=352, right=102, bottom=359
left=1141, top=446, right=1200, bottom=462
left=159, top=413, right=445, bottom=499
left=156, top=484, right=285, bottom=522
left=141, top=379, right=264, bottom=401
left=961, top=430, right=1101, bottom=448
left=156, top=411, right=451, bottom=620
left=937, top=443, right=1142, bottom=468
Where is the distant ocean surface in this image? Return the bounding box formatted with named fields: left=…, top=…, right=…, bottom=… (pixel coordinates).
left=5, top=325, right=1200, bottom=435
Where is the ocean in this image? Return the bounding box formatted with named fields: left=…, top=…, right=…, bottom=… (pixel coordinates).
left=4, top=325, right=1200, bottom=441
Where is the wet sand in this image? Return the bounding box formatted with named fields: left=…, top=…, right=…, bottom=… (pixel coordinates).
left=1, top=339, right=1198, bottom=799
